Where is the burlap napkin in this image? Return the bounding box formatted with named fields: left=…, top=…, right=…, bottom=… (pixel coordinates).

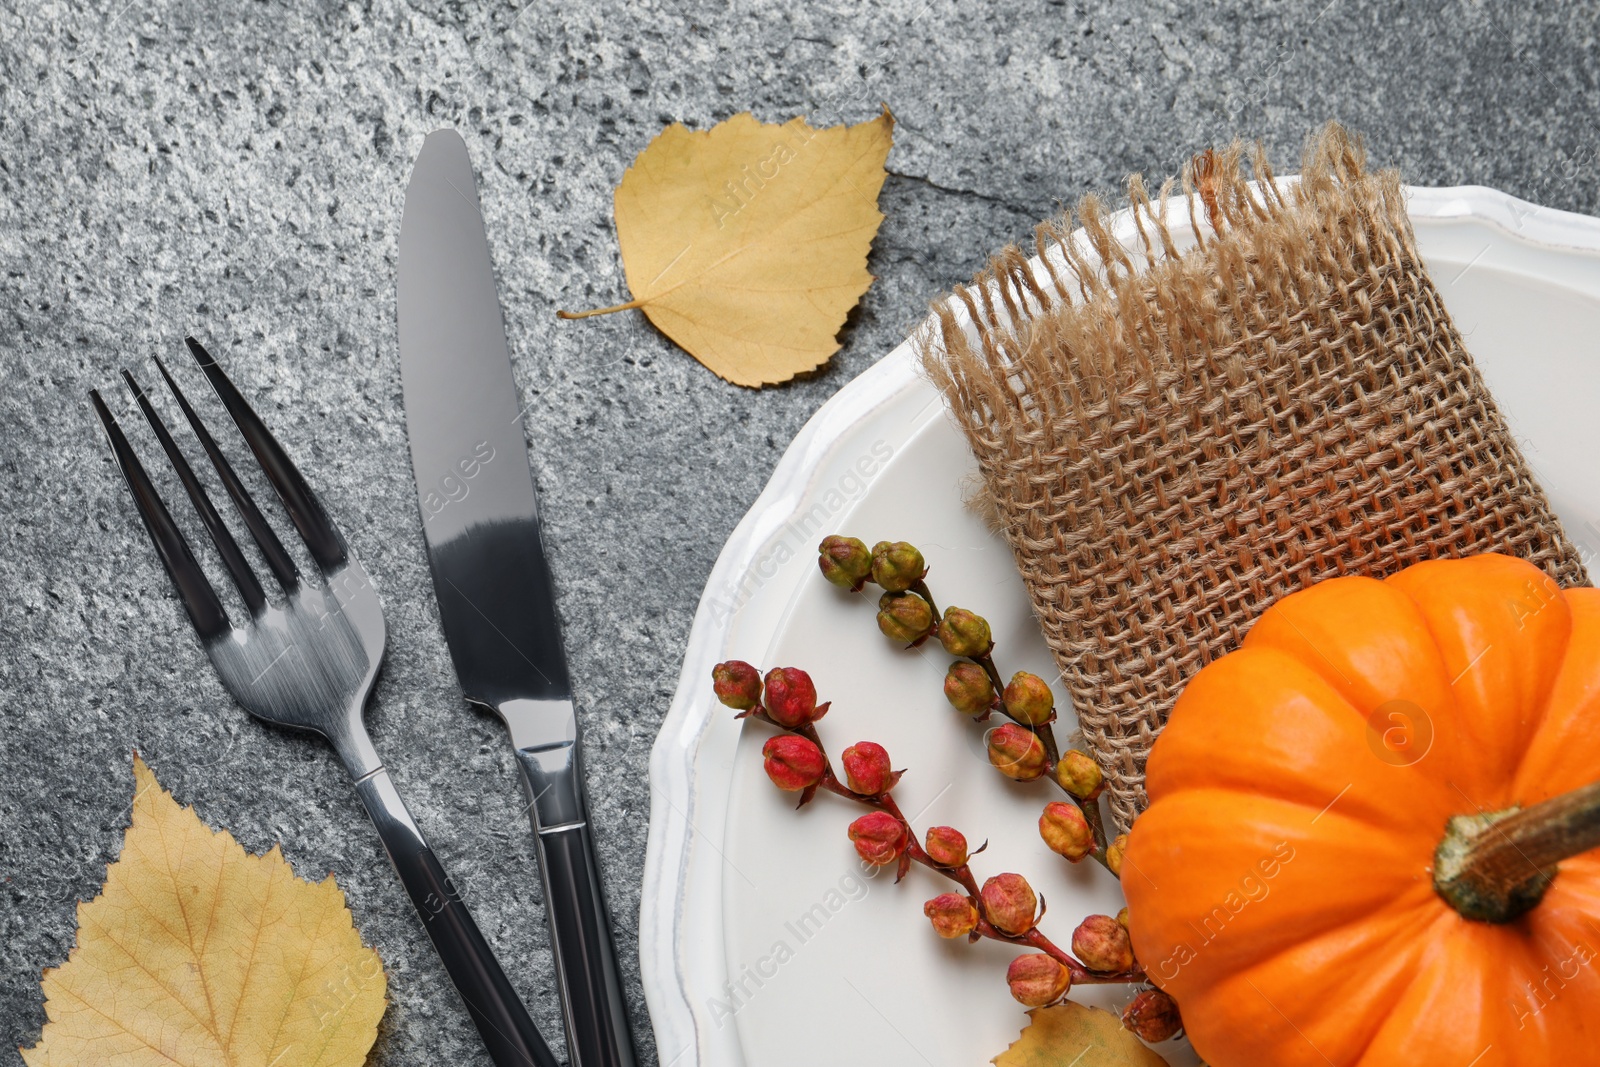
left=918, top=123, right=1588, bottom=833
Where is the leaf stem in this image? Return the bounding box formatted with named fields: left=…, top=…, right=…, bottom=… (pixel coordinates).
left=556, top=298, right=645, bottom=319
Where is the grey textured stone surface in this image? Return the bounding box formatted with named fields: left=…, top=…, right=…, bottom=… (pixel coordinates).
left=1, top=0, right=1597, bottom=1063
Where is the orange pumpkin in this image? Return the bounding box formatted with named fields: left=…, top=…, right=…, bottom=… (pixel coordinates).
left=1123, top=553, right=1600, bottom=1067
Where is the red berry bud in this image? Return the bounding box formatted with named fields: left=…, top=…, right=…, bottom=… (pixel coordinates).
left=1122, top=988, right=1182, bottom=1042
left=923, top=892, right=979, bottom=939
left=841, top=741, right=895, bottom=796
left=760, top=735, right=825, bottom=792
left=1002, top=671, right=1055, bottom=725
left=818, top=535, right=873, bottom=591
left=1039, top=801, right=1095, bottom=861
left=870, top=540, right=926, bottom=592
left=938, top=607, right=992, bottom=658
left=923, top=825, right=969, bottom=867
left=712, top=660, right=762, bottom=710
left=763, top=667, right=822, bottom=728
left=1006, top=954, right=1070, bottom=1007
left=876, top=591, right=935, bottom=644
left=1106, top=833, right=1129, bottom=877
left=943, top=661, right=994, bottom=716
left=1072, top=913, right=1134, bottom=973
left=986, top=723, right=1048, bottom=781
left=848, top=811, right=907, bottom=867
left=980, top=872, right=1038, bottom=935
left=1055, top=749, right=1105, bottom=800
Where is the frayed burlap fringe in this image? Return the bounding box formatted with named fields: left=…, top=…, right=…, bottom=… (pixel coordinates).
left=917, top=123, right=1589, bottom=833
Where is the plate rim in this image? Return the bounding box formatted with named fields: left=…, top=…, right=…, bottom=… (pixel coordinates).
left=638, top=182, right=1600, bottom=1067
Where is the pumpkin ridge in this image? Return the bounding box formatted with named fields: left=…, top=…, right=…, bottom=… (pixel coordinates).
left=1150, top=646, right=1459, bottom=831
left=1358, top=906, right=1559, bottom=1064
left=1296, top=892, right=1451, bottom=1066
left=1343, top=905, right=1486, bottom=1067
left=1238, top=583, right=1490, bottom=801
left=1127, top=790, right=1433, bottom=981
left=1155, top=778, right=1427, bottom=836
left=1171, top=889, right=1446, bottom=1067
left=1511, top=589, right=1600, bottom=801
left=1384, top=555, right=1573, bottom=798
left=1245, top=577, right=1410, bottom=698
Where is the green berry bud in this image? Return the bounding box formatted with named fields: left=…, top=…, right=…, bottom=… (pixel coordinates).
left=987, top=723, right=1048, bottom=781
left=817, top=535, right=872, bottom=591
left=711, top=660, right=762, bottom=710
left=1055, top=749, right=1105, bottom=800
left=937, top=606, right=992, bottom=658
left=943, top=661, right=995, bottom=716
left=1002, top=671, right=1055, bottom=725
left=877, top=591, right=934, bottom=644
left=1039, top=800, right=1095, bottom=861
left=1106, top=833, right=1129, bottom=877
left=870, top=540, right=926, bottom=593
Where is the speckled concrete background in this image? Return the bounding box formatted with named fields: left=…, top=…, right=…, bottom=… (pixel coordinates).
left=2, top=0, right=1597, bottom=1063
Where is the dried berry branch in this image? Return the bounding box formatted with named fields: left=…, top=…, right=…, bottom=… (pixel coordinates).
left=820, top=536, right=1114, bottom=864
left=711, top=660, right=1155, bottom=1012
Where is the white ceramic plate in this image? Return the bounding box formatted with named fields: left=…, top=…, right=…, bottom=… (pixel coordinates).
left=641, top=184, right=1600, bottom=1067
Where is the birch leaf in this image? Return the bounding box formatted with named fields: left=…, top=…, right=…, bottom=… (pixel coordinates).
left=561, top=109, right=894, bottom=387
left=21, top=756, right=386, bottom=1067
left=994, top=1003, right=1171, bottom=1067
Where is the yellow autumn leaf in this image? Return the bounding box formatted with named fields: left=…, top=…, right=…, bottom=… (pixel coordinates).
left=21, top=756, right=386, bottom=1067
left=995, top=1003, right=1171, bottom=1067
left=561, top=109, right=894, bottom=387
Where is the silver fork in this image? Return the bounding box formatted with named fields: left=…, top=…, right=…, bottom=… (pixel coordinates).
left=90, top=337, right=559, bottom=1067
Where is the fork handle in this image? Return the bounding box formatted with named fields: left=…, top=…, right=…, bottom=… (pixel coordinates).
left=355, top=768, right=559, bottom=1067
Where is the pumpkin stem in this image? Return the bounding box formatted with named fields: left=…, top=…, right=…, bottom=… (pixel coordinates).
left=1434, top=780, right=1600, bottom=923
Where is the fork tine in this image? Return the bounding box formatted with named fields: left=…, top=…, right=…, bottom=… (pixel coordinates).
left=123, top=368, right=269, bottom=617
left=184, top=337, right=349, bottom=573
left=91, top=389, right=231, bottom=642
left=153, top=356, right=303, bottom=592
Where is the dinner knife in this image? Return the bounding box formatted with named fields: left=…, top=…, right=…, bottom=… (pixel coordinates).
left=397, top=129, right=638, bottom=1067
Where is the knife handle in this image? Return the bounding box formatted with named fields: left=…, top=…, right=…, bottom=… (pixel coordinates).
left=355, top=768, right=560, bottom=1067
left=515, top=749, right=639, bottom=1067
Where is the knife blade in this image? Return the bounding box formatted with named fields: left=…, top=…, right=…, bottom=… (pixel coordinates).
left=398, top=128, right=638, bottom=1067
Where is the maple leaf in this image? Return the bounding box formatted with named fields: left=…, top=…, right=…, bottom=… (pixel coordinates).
left=561, top=109, right=894, bottom=387
left=21, top=756, right=386, bottom=1067
left=994, top=1003, right=1172, bottom=1067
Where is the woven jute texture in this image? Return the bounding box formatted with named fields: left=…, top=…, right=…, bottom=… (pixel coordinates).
left=918, top=124, right=1589, bottom=833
